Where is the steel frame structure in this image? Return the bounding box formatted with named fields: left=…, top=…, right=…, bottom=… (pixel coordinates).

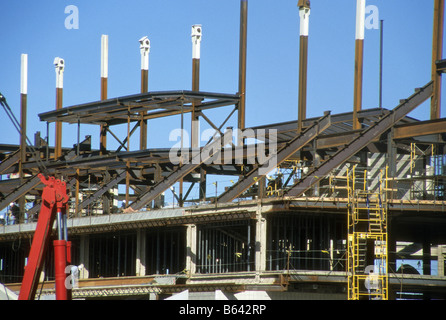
left=0, top=0, right=445, bottom=300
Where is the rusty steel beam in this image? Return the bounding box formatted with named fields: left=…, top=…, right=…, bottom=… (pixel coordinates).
left=315, top=131, right=362, bottom=150
left=238, top=0, right=248, bottom=144
left=285, top=82, right=434, bottom=198
left=431, top=0, right=445, bottom=119
left=379, top=20, right=384, bottom=110
left=353, top=0, right=365, bottom=130
left=0, top=175, right=42, bottom=212
left=100, top=35, right=108, bottom=155
left=314, top=116, right=446, bottom=149
left=0, top=150, right=20, bottom=175
left=191, top=25, right=202, bottom=149
left=139, top=36, right=150, bottom=150
left=393, top=118, right=446, bottom=139
left=19, top=54, right=29, bottom=220
left=217, top=112, right=331, bottom=203
left=128, top=131, right=231, bottom=211
left=437, top=59, right=446, bottom=73
left=76, top=169, right=127, bottom=213
left=38, top=91, right=239, bottom=126
left=298, top=0, right=310, bottom=132
left=301, top=115, right=446, bottom=150
left=191, top=25, right=202, bottom=203
left=20, top=54, right=28, bottom=172
left=54, top=58, right=64, bottom=159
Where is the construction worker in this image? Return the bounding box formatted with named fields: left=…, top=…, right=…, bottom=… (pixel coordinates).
left=8, top=202, right=19, bottom=225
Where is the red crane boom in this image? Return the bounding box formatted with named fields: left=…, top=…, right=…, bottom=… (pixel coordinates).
left=18, top=174, right=71, bottom=300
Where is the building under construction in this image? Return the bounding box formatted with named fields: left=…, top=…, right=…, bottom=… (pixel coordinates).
left=0, top=0, right=446, bottom=300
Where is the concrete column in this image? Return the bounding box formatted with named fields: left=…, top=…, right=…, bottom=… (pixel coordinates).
left=255, top=205, right=267, bottom=278
left=186, top=224, right=197, bottom=275
left=438, top=245, right=445, bottom=276
left=136, top=229, right=146, bottom=276
left=79, top=235, right=90, bottom=279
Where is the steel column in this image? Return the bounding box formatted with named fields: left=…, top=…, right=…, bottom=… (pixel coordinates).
left=191, top=25, right=202, bottom=149
left=19, top=54, right=28, bottom=222
left=353, top=0, right=365, bottom=130
left=54, top=57, right=64, bottom=159
left=238, top=0, right=248, bottom=145
left=298, top=0, right=310, bottom=132
left=379, top=20, right=384, bottom=110
left=100, top=35, right=108, bottom=155
left=139, top=36, right=150, bottom=150
left=20, top=54, right=28, bottom=171
left=199, top=168, right=207, bottom=202
left=431, top=0, right=445, bottom=119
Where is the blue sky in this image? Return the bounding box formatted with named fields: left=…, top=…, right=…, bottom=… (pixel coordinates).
left=0, top=1, right=442, bottom=276
left=0, top=0, right=442, bottom=150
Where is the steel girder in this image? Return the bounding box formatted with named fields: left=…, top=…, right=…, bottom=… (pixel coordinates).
left=128, top=131, right=232, bottom=211
left=217, top=112, right=332, bottom=203
left=284, top=81, right=434, bottom=198
left=0, top=175, right=41, bottom=212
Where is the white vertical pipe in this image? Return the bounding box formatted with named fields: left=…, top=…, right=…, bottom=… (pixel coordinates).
left=299, top=5, right=310, bottom=36
left=101, top=35, right=109, bottom=78
left=355, top=0, right=366, bottom=40
left=21, top=54, right=28, bottom=95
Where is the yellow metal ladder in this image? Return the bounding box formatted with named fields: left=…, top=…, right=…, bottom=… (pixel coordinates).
left=347, top=166, right=389, bottom=300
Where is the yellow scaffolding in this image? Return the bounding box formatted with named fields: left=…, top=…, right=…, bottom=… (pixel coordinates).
left=347, top=166, right=389, bottom=300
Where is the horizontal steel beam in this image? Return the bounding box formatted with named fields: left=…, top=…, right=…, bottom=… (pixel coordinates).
left=393, top=117, right=446, bottom=139
left=285, top=81, right=434, bottom=198
left=38, top=90, right=239, bottom=125
left=217, top=112, right=332, bottom=203
left=246, top=108, right=393, bottom=140
left=436, top=59, right=446, bottom=73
